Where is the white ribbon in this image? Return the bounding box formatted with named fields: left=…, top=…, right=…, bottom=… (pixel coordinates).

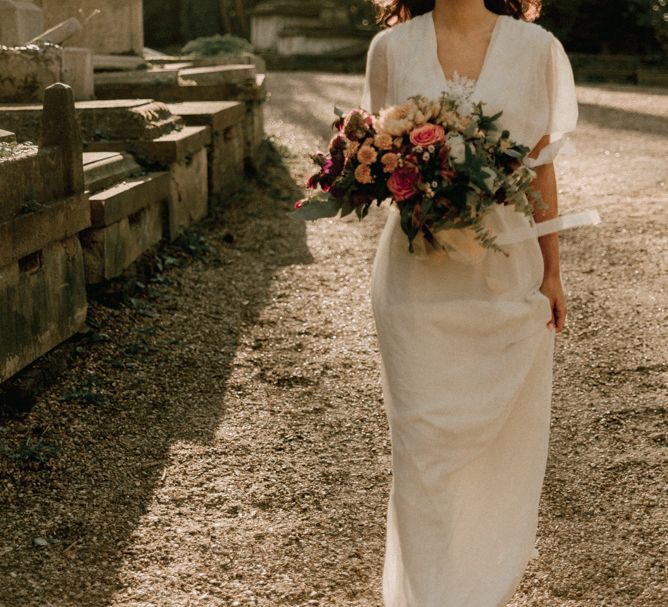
left=494, top=209, right=602, bottom=246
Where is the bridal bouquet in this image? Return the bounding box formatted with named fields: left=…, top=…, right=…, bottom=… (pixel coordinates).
left=291, top=84, right=545, bottom=256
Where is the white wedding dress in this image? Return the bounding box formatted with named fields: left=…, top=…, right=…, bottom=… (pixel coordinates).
left=360, top=11, right=579, bottom=607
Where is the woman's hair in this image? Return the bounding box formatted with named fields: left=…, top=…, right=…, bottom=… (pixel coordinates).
left=374, top=1, right=542, bottom=26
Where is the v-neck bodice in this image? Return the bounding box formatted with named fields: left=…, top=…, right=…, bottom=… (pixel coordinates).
left=427, top=10, right=505, bottom=96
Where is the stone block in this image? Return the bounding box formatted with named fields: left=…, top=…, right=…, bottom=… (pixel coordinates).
left=166, top=146, right=208, bottom=240
left=0, top=192, right=90, bottom=267
left=80, top=172, right=170, bottom=283
left=61, top=47, right=94, bottom=100
left=251, top=1, right=321, bottom=52
left=0, top=129, right=16, bottom=143
left=167, top=101, right=246, bottom=201
left=0, top=235, right=87, bottom=383
left=276, top=25, right=373, bottom=57
left=0, top=0, right=44, bottom=46
left=83, top=151, right=141, bottom=194
left=0, top=44, right=62, bottom=102
left=38, top=0, right=143, bottom=56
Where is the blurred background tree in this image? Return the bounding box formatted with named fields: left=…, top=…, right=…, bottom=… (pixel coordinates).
left=539, top=0, right=668, bottom=55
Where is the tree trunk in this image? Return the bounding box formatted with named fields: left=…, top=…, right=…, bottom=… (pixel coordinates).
left=218, top=0, right=233, bottom=34
left=234, top=0, right=249, bottom=37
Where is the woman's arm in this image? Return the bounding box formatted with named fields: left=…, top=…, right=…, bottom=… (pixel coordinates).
left=529, top=134, right=567, bottom=333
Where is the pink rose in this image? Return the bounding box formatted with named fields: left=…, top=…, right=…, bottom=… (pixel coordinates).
left=409, top=123, right=446, bottom=148
left=387, top=164, right=420, bottom=201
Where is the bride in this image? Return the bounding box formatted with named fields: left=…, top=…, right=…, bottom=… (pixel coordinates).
left=361, top=0, right=577, bottom=605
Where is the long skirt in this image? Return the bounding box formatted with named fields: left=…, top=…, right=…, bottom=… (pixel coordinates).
left=370, top=204, right=555, bottom=607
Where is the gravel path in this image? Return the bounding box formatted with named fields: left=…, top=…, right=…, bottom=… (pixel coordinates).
left=0, top=73, right=666, bottom=607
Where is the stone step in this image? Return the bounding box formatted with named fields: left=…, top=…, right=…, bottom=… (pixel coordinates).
left=93, top=54, right=148, bottom=71
left=88, top=171, right=170, bottom=228
left=0, top=129, right=16, bottom=143
left=81, top=171, right=171, bottom=283
left=179, top=64, right=256, bottom=86
left=85, top=125, right=210, bottom=165
left=83, top=151, right=142, bottom=194
left=167, top=101, right=245, bottom=131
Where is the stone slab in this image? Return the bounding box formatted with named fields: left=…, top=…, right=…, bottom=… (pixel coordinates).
left=0, top=234, right=87, bottom=383
left=93, top=54, right=147, bottom=71
left=0, top=147, right=73, bottom=223
left=94, top=65, right=260, bottom=103
left=179, top=65, right=256, bottom=86
left=83, top=150, right=141, bottom=194
left=94, top=68, right=182, bottom=87
left=89, top=171, right=170, bottom=227
left=167, top=101, right=246, bottom=201
left=0, top=129, right=16, bottom=142
left=0, top=99, right=183, bottom=143
left=81, top=198, right=164, bottom=284
left=85, top=125, right=211, bottom=166
left=167, top=101, right=245, bottom=133
left=0, top=192, right=90, bottom=267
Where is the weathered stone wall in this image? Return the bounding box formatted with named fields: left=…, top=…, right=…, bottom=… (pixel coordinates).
left=0, top=83, right=89, bottom=383
left=0, top=44, right=62, bottom=102
left=0, top=65, right=267, bottom=383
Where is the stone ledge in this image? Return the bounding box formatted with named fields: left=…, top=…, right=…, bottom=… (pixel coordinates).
left=0, top=193, right=90, bottom=267
left=89, top=172, right=170, bottom=228
left=0, top=129, right=16, bottom=143
left=83, top=151, right=142, bottom=194
left=167, top=101, right=246, bottom=132
left=85, top=125, right=211, bottom=166
left=0, top=99, right=183, bottom=144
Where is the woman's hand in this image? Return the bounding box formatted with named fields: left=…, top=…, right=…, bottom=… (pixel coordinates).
left=540, top=272, right=567, bottom=332
left=529, top=134, right=566, bottom=333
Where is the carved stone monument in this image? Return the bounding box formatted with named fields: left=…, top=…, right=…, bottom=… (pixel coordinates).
left=37, top=0, right=144, bottom=57
left=251, top=0, right=370, bottom=57
left=0, top=1, right=94, bottom=100
left=0, top=0, right=44, bottom=45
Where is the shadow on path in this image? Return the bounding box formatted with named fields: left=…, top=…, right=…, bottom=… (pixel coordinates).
left=578, top=102, right=668, bottom=136
left=0, top=141, right=314, bottom=606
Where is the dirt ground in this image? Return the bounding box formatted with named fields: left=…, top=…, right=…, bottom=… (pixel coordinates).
left=0, top=73, right=666, bottom=607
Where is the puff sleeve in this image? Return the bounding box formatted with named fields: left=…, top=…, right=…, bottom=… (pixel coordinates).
left=360, top=29, right=390, bottom=113
left=527, top=34, right=579, bottom=167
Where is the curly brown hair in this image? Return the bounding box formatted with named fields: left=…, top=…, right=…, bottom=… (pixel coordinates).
left=374, top=1, right=542, bottom=26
